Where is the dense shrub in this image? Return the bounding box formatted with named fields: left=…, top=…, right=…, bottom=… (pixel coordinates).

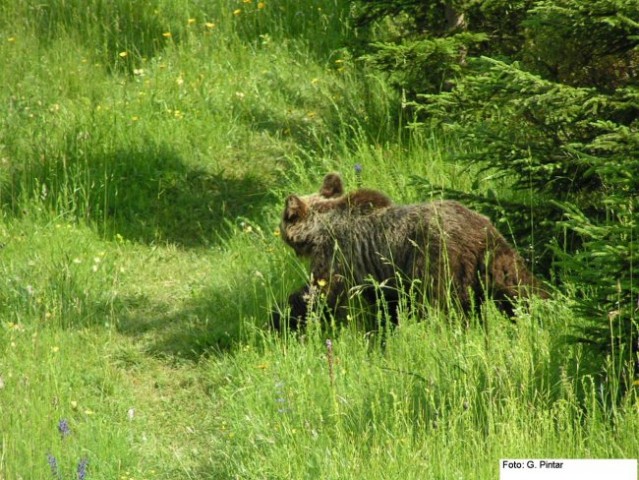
left=354, top=0, right=639, bottom=383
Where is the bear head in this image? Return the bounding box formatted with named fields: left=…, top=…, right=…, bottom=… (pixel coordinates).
left=279, top=172, right=393, bottom=257
left=279, top=173, right=343, bottom=257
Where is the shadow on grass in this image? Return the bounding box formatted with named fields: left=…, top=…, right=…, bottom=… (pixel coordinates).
left=115, top=298, right=238, bottom=361
left=0, top=137, right=287, bottom=359
left=114, top=280, right=276, bottom=361
left=2, top=143, right=276, bottom=247
left=96, top=148, right=275, bottom=247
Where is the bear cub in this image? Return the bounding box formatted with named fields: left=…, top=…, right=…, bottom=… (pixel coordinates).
left=276, top=173, right=545, bottom=329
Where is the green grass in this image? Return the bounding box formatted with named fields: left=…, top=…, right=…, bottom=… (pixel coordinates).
left=0, top=1, right=637, bottom=478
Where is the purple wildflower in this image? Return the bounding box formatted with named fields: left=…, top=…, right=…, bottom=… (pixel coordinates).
left=275, top=380, right=289, bottom=414
left=354, top=164, right=363, bottom=187
left=58, top=418, right=71, bottom=438
left=77, top=457, right=88, bottom=480
left=47, top=453, right=60, bottom=479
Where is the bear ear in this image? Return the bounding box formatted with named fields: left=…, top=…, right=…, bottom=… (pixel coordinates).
left=319, top=173, right=344, bottom=198
left=284, top=195, right=308, bottom=222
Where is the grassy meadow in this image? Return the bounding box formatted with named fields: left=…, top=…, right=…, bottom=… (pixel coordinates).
left=0, top=1, right=637, bottom=478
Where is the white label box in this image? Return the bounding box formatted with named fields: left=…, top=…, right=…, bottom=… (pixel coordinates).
left=500, top=459, right=637, bottom=480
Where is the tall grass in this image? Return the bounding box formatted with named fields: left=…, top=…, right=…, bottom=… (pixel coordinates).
left=205, top=306, right=639, bottom=478
left=1, top=0, right=396, bottom=244
left=0, top=0, right=637, bottom=478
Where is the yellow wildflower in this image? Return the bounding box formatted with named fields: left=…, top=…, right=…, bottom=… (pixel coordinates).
left=233, top=9, right=242, bottom=15
left=205, top=22, right=216, bottom=28
left=258, top=2, right=266, bottom=8
left=119, top=51, right=128, bottom=58
left=187, top=18, right=196, bottom=25
left=162, top=32, right=172, bottom=38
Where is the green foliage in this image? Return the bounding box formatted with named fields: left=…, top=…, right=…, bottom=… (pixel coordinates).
left=358, top=0, right=639, bottom=378
left=523, top=0, right=639, bottom=88
left=362, top=33, right=487, bottom=96
left=354, top=0, right=537, bottom=98
left=419, top=58, right=639, bottom=204
left=558, top=201, right=637, bottom=358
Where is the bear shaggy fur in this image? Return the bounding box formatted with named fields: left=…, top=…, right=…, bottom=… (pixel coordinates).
left=276, top=173, right=545, bottom=329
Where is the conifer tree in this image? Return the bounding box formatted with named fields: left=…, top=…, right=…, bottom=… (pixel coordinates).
left=355, top=0, right=639, bottom=385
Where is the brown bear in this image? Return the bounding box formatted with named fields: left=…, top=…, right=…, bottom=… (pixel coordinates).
left=276, top=173, right=546, bottom=329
